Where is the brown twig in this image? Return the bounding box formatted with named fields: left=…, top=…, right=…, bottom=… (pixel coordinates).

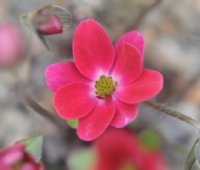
left=144, top=100, right=200, bottom=131
left=132, top=0, right=161, bottom=29
left=25, top=95, right=67, bottom=130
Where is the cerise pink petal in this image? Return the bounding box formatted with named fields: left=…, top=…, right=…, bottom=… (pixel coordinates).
left=54, top=83, right=96, bottom=119
left=20, top=163, right=36, bottom=170
left=111, top=100, right=138, bottom=128
left=45, top=61, right=89, bottom=91
left=112, top=43, right=142, bottom=84
left=115, top=31, right=145, bottom=58
left=73, top=19, right=114, bottom=80
left=0, top=144, right=24, bottom=165
left=116, top=69, right=163, bottom=103
left=0, top=164, right=9, bottom=170
left=77, top=100, right=115, bottom=141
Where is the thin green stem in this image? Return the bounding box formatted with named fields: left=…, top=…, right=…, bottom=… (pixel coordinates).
left=144, top=100, right=200, bottom=131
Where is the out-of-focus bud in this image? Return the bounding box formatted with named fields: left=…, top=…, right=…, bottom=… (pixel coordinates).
left=35, top=14, right=63, bottom=35
left=21, top=5, right=72, bottom=49
left=0, top=22, right=24, bottom=67
left=0, top=143, right=43, bottom=170
left=31, top=6, right=64, bottom=35
left=26, top=5, right=72, bottom=36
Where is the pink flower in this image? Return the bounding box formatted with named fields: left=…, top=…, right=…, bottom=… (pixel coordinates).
left=93, top=128, right=167, bottom=170
left=0, top=144, right=43, bottom=170
left=0, top=22, right=24, bottom=67
left=45, top=19, right=163, bottom=141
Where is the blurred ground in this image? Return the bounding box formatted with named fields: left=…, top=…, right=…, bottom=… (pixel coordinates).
left=0, top=0, right=200, bottom=170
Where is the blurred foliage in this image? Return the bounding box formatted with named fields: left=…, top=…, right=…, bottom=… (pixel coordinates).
left=139, top=129, right=161, bottom=151
left=68, top=148, right=96, bottom=170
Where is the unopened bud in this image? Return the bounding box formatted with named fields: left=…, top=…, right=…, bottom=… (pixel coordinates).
left=36, top=14, right=63, bottom=35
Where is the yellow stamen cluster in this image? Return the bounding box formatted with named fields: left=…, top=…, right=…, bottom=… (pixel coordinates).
left=95, top=75, right=117, bottom=98
left=119, top=162, right=137, bottom=170
left=12, top=161, right=23, bottom=170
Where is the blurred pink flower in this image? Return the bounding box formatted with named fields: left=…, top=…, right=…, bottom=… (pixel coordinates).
left=45, top=19, right=163, bottom=141
left=94, top=128, right=167, bottom=170
left=0, top=143, right=43, bottom=170
left=0, top=22, right=24, bottom=67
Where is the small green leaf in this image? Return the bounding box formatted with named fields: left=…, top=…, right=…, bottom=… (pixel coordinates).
left=68, top=148, right=96, bottom=170
left=21, top=135, right=43, bottom=162
left=139, top=129, right=160, bottom=151
left=185, top=138, right=200, bottom=170
left=67, top=119, right=78, bottom=129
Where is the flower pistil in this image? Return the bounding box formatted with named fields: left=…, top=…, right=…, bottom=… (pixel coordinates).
left=95, top=75, right=117, bottom=98
left=119, top=162, right=137, bottom=170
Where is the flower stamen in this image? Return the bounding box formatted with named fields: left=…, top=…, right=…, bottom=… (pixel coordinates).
left=119, top=162, right=137, bottom=170
left=12, top=161, right=24, bottom=170
left=95, top=75, right=117, bottom=98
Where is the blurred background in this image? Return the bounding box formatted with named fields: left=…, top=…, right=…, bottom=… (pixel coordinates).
left=0, top=0, right=200, bottom=169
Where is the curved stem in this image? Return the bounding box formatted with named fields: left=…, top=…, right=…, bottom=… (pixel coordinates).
left=132, top=0, right=161, bottom=29
left=25, top=95, right=67, bottom=130
left=144, top=100, right=200, bottom=131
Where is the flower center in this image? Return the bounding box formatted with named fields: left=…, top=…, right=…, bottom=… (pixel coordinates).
left=119, top=162, right=137, bottom=170
left=95, top=75, right=117, bottom=98
left=12, top=161, right=23, bottom=170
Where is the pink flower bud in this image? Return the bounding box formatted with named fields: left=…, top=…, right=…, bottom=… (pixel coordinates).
left=0, top=22, right=24, bottom=67
left=36, top=14, right=63, bottom=35
left=0, top=144, right=43, bottom=170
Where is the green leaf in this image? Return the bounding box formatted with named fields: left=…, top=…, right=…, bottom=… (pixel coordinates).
left=68, top=148, right=96, bottom=170
left=21, top=135, right=43, bottom=162
left=185, top=138, right=200, bottom=170
left=139, top=129, right=160, bottom=151
left=67, top=119, right=78, bottom=129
